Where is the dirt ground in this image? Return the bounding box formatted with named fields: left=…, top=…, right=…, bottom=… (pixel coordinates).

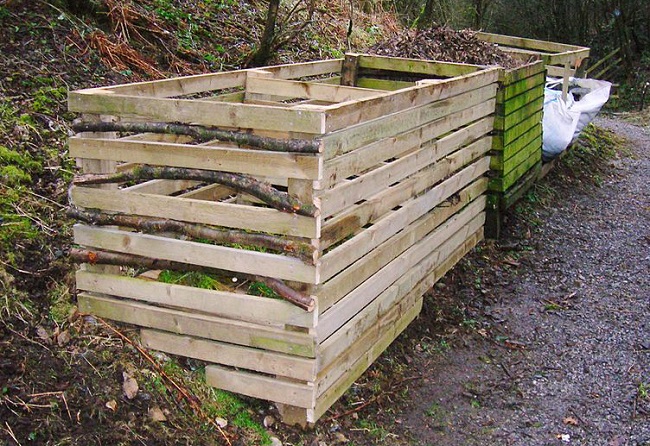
left=358, top=117, right=649, bottom=446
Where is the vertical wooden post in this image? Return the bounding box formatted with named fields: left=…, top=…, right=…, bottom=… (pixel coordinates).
left=561, top=62, right=571, bottom=101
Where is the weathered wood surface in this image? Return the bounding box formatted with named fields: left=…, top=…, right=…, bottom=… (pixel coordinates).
left=77, top=293, right=316, bottom=357
left=142, top=330, right=317, bottom=381
left=76, top=270, right=315, bottom=328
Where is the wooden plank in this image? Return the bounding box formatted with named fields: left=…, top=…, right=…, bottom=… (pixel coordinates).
left=205, top=365, right=315, bottom=408
left=81, top=59, right=343, bottom=97
left=320, top=149, right=489, bottom=250
left=490, top=156, right=542, bottom=192
left=73, top=224, right=318, bottom=284
left=493, top=122, right=542, bottom=159
left=69, top=187, right=319, bottom=238
left=68, top=137, right=322, bottom=180
left=319, top=178, right=486, bottom=309
left=491, top=125, right=542, bottom=167
left=319, top=150, right=490, bottom=282
left=318, top=131, right=491, bottom=218
left=476, top=32, right=586, bottom=54
left=68, top=92, right=327, bottom=135
left=494, top=110, right=543, bottom=147
left=121, top=179, right=200, bottom=195
left=322, top=82, right=497, bottom=159
left=547, top=64, right=576, bottom=78
left=141, top=330, right=317, bottom=381
left=312, top=297, right=422, bottom=421
left=355, top=77, right=414, bottom=91
left=321, top=108, right=494, bottom=189
left=318, top=219, right=484, bottom=371
left=78, top=294, right=316, bottom=357
left=322, top=68, right=499, bottom=133
left=501, top=161, right=542, bottom=210
left=497, top=85, right=544, bottom=116
left=499, top=72, right=545, bottom=100
left=317, top=197, right=486, bottom=341
left=495, top=97, right=544, bottom=130
left=497, top=135, right=542, bottom=175
left=246, top=77, right=387, bottom=103
left=546, top=49, right=590, bottom=66
left=176, top=184, right=234, bottom=201
left=500, top=61, right=546, bottom=84
left=357, top=54, right=482, bottom=77
left=76, top=270, right=315, bottom=328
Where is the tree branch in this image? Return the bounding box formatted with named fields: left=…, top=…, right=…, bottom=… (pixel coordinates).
left=70, top=248, right=315, bottom=311
left=68, top=207, right=317, bottom=264
left=72, top=165, right=318, bottom=217
left=72, top=120, right=321, bottom=154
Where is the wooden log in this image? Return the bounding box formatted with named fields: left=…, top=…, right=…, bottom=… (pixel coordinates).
left=73, top=166, right=318, bottom=217
left=68, top=208, right=316, bottom=263
left=72, top=224, right=318, bottom=284
left=70, top=248, right=315, bottom=311
left=72, top=120, right=321, bottom=153
left=68, top=186, right=319, bottom=237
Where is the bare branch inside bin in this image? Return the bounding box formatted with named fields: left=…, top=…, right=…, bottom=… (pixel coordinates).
left=72, top=166, right=318, bottom=217
left=72, top=120, right=322, bottom=153
left=68, top=207, right=317, bottom=264
left=70, top=248, right=315, bottom=312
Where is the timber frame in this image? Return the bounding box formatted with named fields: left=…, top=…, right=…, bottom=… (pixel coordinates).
left=69, top=54, right=498, bottom=425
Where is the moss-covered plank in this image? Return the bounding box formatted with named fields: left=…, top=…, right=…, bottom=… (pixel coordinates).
left=497, top=85, right=544, bottom=116
left=498, top=72, right=546, bottom=101
left=494, top=97, right=544, bottom=130
left=493, top=110, right=543, bottom=147
left=489, top=154, right=541, bottom=192
left=499, top=61, right=546, bottom=84
left=356, top=77, right=415, bottom=91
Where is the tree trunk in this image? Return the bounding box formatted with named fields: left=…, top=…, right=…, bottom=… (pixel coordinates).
left=251, top=0, right=281, bottom=67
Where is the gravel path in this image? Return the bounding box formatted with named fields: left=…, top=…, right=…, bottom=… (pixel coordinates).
left=396, top=118, right=649, bottom=446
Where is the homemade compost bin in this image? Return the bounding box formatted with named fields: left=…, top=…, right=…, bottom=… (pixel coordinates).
left=68, top=54, right=498, bottom=424
left=473, top=33, right=590, bottom=238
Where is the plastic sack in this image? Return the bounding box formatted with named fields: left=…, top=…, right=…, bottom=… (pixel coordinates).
left=542, top=78, right=611, bottom=161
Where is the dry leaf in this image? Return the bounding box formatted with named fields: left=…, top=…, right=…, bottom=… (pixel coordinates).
left=563, top=416, right=579, bottom=426
left=148, top=406, right=167, bottom=422
left=263, top=415, right=275, bottom=428
left=56, top=330, right=71, bottom=346
left=122, top=372, right=139, bottom=399
left=215, top=417, right=228, bottom=428
left=105, top=400, right=117, bottom=411
left=35, top=326, right=52, bottom=344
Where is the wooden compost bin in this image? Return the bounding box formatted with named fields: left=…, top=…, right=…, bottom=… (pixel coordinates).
left=485, top=60, right=545, bottom=238
left=68, top=55, right=498, bottom=424
left=473, top=33, right=590, bottom=237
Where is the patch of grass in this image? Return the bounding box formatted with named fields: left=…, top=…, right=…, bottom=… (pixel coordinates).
left=639, top=382, right=649, bottom=399
left=49, top=282, right=75, bottom=323
left=158, top=270, right=232, bottom=291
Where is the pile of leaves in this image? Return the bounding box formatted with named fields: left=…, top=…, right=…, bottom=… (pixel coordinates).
left=366, top=26, right=523, bottom=69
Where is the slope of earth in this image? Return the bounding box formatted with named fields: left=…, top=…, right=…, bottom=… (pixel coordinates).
left=380, top=118, right=649, bottom=445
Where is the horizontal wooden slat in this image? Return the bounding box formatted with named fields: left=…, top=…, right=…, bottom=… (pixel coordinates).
left=82, top=59, right=343, bottom=97
left=69, top=137, right=322, bottom=180
left=68, top=92, right=327, bottom=134
left=476, top=32, right=587, bottom=54
left=357, top=54, right=482, bottom=77
left=121, top=179, right=199, bottom=195
left=321, top=107, right=494, bottom=189
left=73, top=224, right=318, bottom=283
left=497, top=85, right=544, bottom=116
left=318, top=218, right=484, bottom=371
left=246, top=77, right=386, bottom=103
left=495, top=97, right=544, bottom=130
left=206, top=365, right=315, bottom=408
left=490, top=156, right=542, bottom=192
left=317, top=196, right=486, bottom=342
left=78, top=294, right=316, bottom=357
left=498, top=72, right=546, bottom=100
left=76, top=270, right=315, bottom=328
left=499, top=135, right=542, bottom=175
left=141, top=330, right=317, bottom=381
left=319, top=178, right=486, bottom=311
left=494, top=110, right=543, bottom=147
left=320, top=149, right=490, bottom=281
left=500, top=61, right=546, bottom=84
left=546, top=49, right=590, bottom=66
left=355, top=77, right=414, bottom=90
left=69, top=186, right=319, bottom=238
left=322, top=82, right=497, bottom=159
left=322, top=68, right=499, bottom=133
